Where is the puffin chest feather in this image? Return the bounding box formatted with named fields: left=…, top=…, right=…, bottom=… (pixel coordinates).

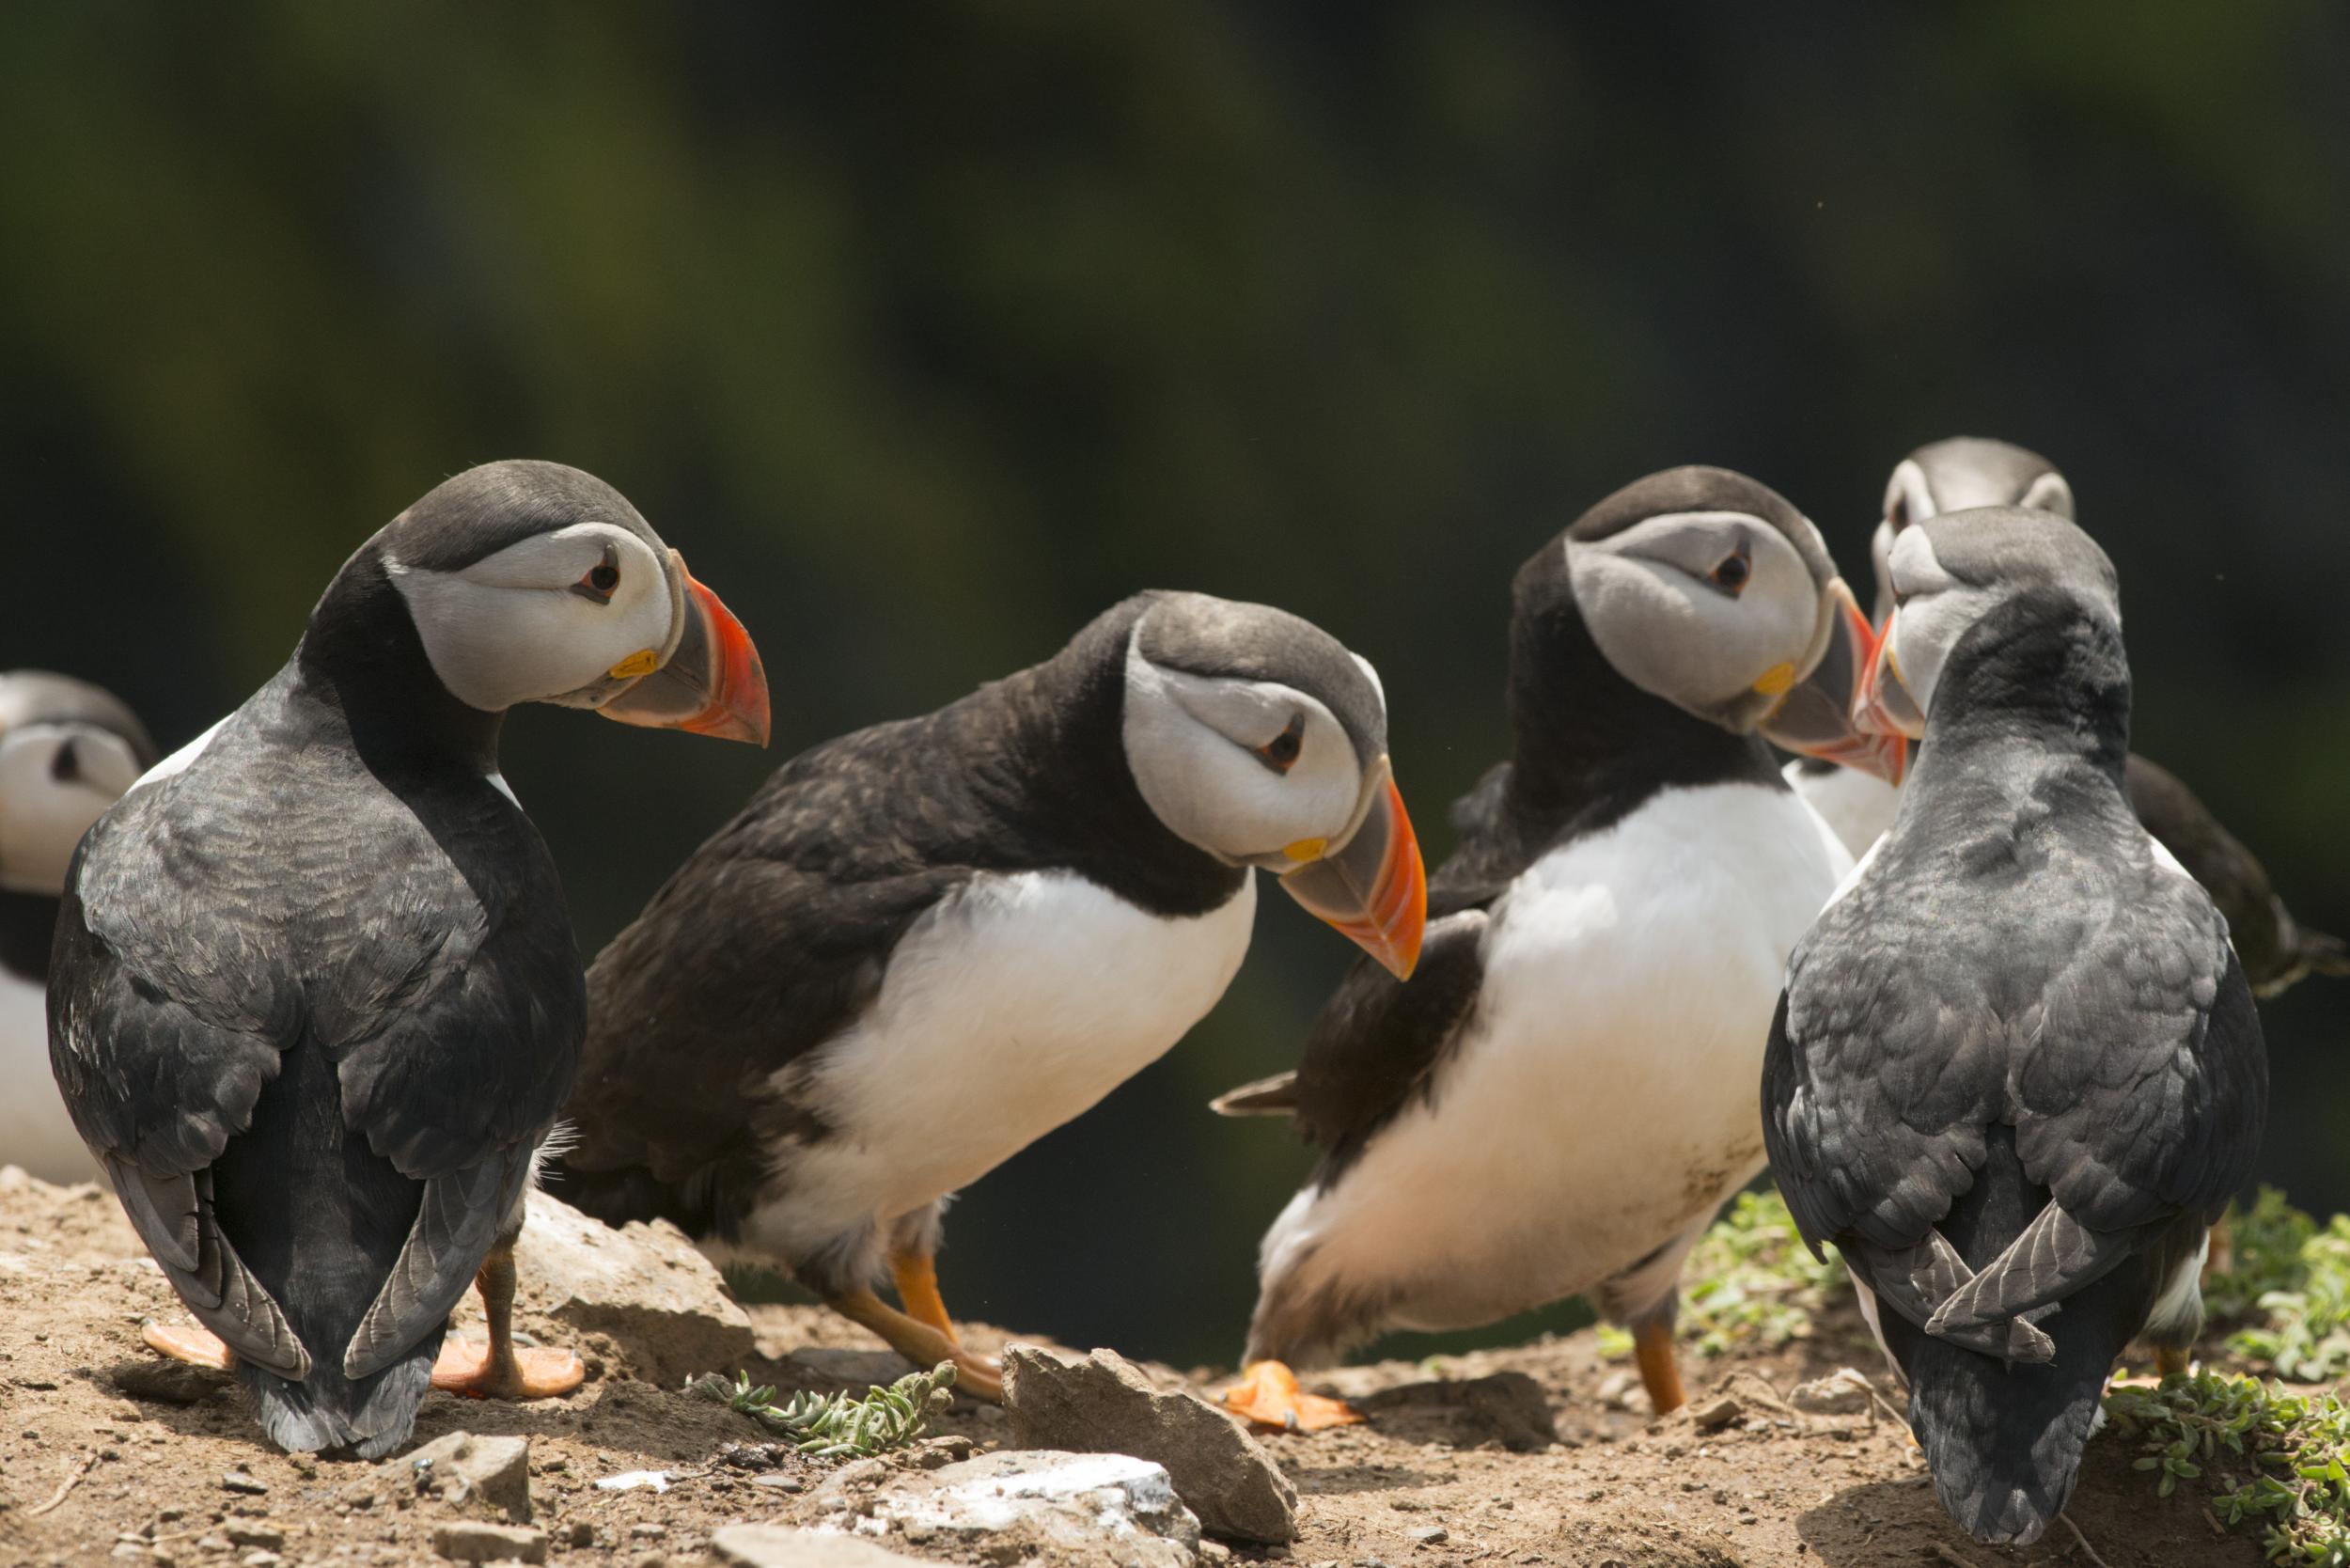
left=777, top=869, right=1258, bottom=1228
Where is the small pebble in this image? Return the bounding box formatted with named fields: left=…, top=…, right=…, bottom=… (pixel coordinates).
left=630, top=1523, right=668, bottom=1541
left=222, top=1470, right=267, bottom=1495
left=226, top=1524, right=286, bottom=1550
left=1407, top=1526, right=1449, bottom=1546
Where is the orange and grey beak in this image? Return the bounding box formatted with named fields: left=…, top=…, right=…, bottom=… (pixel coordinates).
left=600, top=555, right=773, bottom=745
left=1852, top=606, right=1928, bottom=743
left=1760, top=578, right=1906, bottom=785
left=1277, top=765, right=1428, bottom=980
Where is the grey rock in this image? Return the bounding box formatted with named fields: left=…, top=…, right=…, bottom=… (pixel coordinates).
left=397, top=1432, right=532, bottom=1522
left=1003, top=1345, right=1296, bottom=1543
left=223, top=1523, right=285, bottom=1550
left=1685, top=1395, right=1742, bottom=1432
left=502, top=1189, right=754, bottom=1384
left=220, top=1470, right=267, bottom=1495
left=431, top=1521, right=548, bottom=1564
left=712, top=1526, right=934, bottom=1568
left=828, top=1449, right=1200, bottom=1568
left=1789, top=1370, right=1873, bottom=1417
left=1406, top=1526, right=1449, bottom=1546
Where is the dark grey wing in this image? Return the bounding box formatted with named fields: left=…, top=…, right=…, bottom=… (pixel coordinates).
left=329, top=797, right=585, bottom=1379
left=49, top=802, right=310, bottom=1377
left=1765, top=831, right=2267, bottom=1343
left=1287, top=909, right=1489, bottom=1178
left=557, top=713, right=986, bottom=1242
left=2126, top=752, right=2348, bottom=996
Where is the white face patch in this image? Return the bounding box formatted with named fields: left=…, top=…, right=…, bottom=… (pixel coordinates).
left=388, top=523, right=677, bottom=713
left=1120, top=635, right=1370, bottom=866
left=0, top=724, right=148, bottom=894
left=1568, top=511, right=1825, bottom=727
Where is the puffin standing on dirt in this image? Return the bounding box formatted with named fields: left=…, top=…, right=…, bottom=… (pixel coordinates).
left=47, top=462, right=769, bottom=1458
left=1212, top=467, right=1896, bottom=1427
left=1763, top=510, right=2266, bottom=1545
left=1790, top=436, right=2344, bottom=996
left=0, top=673, right=156, bottom=1182
left=558, top=590, right=1428, bottom=1401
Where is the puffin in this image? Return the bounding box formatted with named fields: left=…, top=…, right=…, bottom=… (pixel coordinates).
left=47, top=461, right=769, bottom=1457
left=1790, top=436, right=2343, bottom=996
left=1763, top=509, right=2267, bottom=1544
left=557, top=590, right=1428, bottom=1401
left=1, top=673, right=157, bottom=1182
left=1211, top=467, right=1896, bottom=1428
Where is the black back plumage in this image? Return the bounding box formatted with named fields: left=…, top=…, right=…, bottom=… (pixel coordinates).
left=558, top=593, right=1247, bottom=1246
left=1282, top=510, right=1782, bottom=1179
left=48, top=523, right=585, bottom=1458
left=1762, top=587, right=2266, bottom=1544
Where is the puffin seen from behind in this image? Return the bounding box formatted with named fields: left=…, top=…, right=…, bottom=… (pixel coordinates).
left=1763, top=510, right=2266, bottom=1544
left=48, top=462, right=769, bottom=1457
left=0, top=673, right=156, bottom=1181
left=1212, top=467, right=1897, bottom=1428
left=1789, top=436, right=2344, bottom=996
left=558, top=590, right=1428, bottom=1400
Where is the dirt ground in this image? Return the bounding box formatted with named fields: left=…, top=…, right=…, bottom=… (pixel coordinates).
left=0, top=1168, right=2270, bottom=1568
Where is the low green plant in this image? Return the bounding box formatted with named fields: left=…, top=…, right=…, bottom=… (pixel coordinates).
left=683, top=1362, right=957, bottom=1458
left=2204, top=1190, right=2350, bottom=1383
left=1599, top=1188, right=1851, bottom=1361
left=2105, top=1371, right=2350, bottom=1566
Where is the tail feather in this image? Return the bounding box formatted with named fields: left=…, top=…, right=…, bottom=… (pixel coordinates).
left=241, top=1332, right=441, bottom=1460
left=1908, top=1336, right=2103, bottom=1545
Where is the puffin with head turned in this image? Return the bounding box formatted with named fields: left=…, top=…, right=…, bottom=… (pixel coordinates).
left=0, top=673, right=156, bottom=1182
left=1212, top=466, right=1895, bottom=1428
left=1764, top=509, right=2266, bottom=1545
left=1790, top=435, right=2344, bottom=997
left=558, top=589, right=1427, bottom=1401
left=48, top=461, right=769, bottom=1458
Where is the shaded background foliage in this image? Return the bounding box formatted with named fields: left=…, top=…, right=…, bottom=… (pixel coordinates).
left=3, top=1, right=2345, bottom=1368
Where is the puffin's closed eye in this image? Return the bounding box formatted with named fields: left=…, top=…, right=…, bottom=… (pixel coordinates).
left=570, top=544, right=621, bottom=604
left=1254, top=714, right=1305, bottom=774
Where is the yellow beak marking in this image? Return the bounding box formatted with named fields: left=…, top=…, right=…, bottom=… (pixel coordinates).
left=1752, top=662, right=1797, bottom=698
left=607, top=648, right=662, bottom=681
left=1284, top=838, right=1328, bottom=864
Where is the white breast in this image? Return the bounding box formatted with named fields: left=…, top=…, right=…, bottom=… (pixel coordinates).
left=1785, top=758, right=1901, bottom=860
left=1260, top=781, right=1851, bottom=1332
left=0, top=965, right=94, bottom=1184
left=743, top=870, right=1258, bottom=1261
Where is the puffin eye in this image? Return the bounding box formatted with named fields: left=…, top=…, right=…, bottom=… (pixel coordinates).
left=1708, top=547, right=1752, bottom=596
left=50, top=741, right=81, bottom=784
left=571, top=545, right=621, bottom=604
left=1254, top=714, right=1305, bottom=774
left=1887, top=494, right=1911, bottom=531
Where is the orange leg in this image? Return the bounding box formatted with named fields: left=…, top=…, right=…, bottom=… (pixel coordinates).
left=2154, top=1344, right=2192, bottom=1379
left=144, top=1321, right=234, bottom=1372
left=2203, top=1216, right=2233, bottom=1283
left=1634, top=1314, right=1686, bottom=1416
left=431, top=1245, right=585, bottom=1400
left=1219, top=1359, right=1365, bottom=1433
left=830, top=1287, right=1003, bottom=1403
left=891, top=1249, right=961, bottom=1344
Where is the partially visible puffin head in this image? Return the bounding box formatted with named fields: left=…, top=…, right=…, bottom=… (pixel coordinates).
left=1120, top=592, right=1426, bottom=979
left=1559, top=465, right=1904, bottom=782
left=1856, top=508, right=2121, bottom=739
left=365, top=461, right=771, bottom=744
left=1874, top=438, right=2075, bottom=622
left=0, top=672, right=158, bottom=896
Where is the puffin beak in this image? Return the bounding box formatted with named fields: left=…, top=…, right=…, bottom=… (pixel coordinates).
left=1276, top=763, right=1428, bottom=980
left=600, top=555, right=773, bottom=745
left=1759, top=578, right=1906, bottom=784
left=1852, top=607, right=1928, bottom=743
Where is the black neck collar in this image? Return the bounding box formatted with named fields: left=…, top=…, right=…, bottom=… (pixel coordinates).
left=292, top=545, right=505, bottom=778
left=1906, top=590, right=2130, bottom=792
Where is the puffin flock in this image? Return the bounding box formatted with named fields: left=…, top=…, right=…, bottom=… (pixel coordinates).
left=3, top=442, right=2325, bottom=1544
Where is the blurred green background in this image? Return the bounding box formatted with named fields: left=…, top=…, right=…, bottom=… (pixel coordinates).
left=5, top=2, right=2346, bottom=1370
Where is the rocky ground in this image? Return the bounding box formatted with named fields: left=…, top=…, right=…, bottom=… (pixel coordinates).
left=0, top=1168, right=2265, bottom=1568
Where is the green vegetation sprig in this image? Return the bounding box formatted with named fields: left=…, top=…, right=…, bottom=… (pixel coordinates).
left=2205, top=1189, right=2350, bottom=1383
left=2105, top=1371, right=2350, bottom=1566
left=1598, top=1189, right=1851, bottom=1361
left=683, top=1363, right=957, bottom=1458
